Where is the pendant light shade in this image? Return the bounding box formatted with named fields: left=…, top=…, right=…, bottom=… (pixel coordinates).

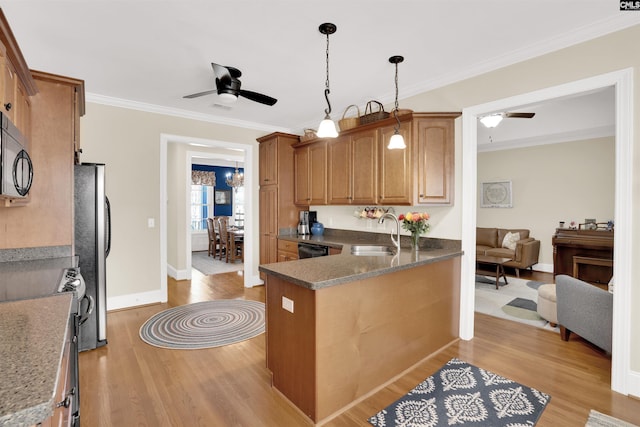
left=388, top=132, right=406, bottom=150
left=318, top=114, right=339, bottom=138
left=316, top=23, right=339, bottom=138
left=387, top=55, right=406, bottom=150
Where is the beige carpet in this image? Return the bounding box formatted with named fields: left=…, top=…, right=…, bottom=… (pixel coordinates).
left=475, top=275, right=558, bottom=332
left=585, top=409, right=639, bottom=427
left=191, top=251, right=243, bottom=275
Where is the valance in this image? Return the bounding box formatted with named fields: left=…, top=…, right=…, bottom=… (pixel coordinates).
left=192, top=170, right=216, bottom=186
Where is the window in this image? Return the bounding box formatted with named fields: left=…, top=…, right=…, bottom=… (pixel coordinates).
left=234, top=186, right=245, bottom=228
left=190, top=185, right=214, bottom=230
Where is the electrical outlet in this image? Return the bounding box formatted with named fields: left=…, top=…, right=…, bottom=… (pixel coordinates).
left=282, top=296, right=294, bottom=313
left=147, top=218, right=155, bottom=228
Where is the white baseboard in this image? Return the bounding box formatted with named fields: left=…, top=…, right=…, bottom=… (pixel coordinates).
left=628, top=369, right=640, bottom=399
left=167, top=263, right=190, bottom=281
left=107, top=289, right=166, bottom=311
left=244, top=273, right=264, bottom=288
left=533, top=263, right=553, bottom=273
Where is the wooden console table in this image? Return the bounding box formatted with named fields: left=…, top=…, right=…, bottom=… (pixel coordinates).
left=552, top=228, right=613, bottom=286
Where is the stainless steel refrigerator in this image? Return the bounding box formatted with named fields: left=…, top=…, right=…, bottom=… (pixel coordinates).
left=74, top=163, right=111, bottom=352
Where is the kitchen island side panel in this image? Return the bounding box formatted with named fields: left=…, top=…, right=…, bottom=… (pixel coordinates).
left=265, top=274, right=317, bottom=420
left=315, top=256, right=461, bottom=421
left=264, top=256, right=461, bottom=424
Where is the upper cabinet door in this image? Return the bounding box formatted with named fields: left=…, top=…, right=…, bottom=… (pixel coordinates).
left=327, top=136, right=352, bottom=204
left=414, top=115, right=456, bottom=206
left=259, top=138, right=278, bottom=186
left=308, top=141, right=327, bottom=205
left=351, top=129, right=378, bottom=205
left=378, top=121, right=412, bottom=205
left=294, top=145, right=310, bottom=205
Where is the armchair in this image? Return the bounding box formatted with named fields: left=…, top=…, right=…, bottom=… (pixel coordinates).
left=555, top=274, right=613, bottom=353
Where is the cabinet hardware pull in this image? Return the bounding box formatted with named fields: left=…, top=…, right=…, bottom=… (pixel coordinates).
left=56, top=395, right=71, bottom=408
left=4, top=103, right=11, bottom=111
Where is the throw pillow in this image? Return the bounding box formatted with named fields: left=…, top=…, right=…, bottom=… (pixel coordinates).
left=502, top=232, right=520, bottom=251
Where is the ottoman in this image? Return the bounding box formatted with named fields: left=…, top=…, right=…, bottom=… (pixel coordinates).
left=537, top=284, right=557, bottom=326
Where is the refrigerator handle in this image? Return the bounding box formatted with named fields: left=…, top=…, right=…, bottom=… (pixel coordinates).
left=105, top=195, right=112, bottom=257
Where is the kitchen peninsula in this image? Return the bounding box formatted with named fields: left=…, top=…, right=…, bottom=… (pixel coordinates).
left=259, top=229, right=462, bottom=424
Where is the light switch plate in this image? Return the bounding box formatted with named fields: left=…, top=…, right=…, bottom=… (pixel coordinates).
left=282, top=296, right=294, bottom=313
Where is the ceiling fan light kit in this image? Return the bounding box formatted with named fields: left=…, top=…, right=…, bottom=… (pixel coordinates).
left=480, top=111, right=536, bottom=128
left=480, top=114, right=504, bottom=128
left=316, top=22, right=339, bottom=139
left=387, top=55, right=406, bottom=150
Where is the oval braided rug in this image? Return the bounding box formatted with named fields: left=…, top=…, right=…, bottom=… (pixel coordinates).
left=139, top=300, right=265, bottom=350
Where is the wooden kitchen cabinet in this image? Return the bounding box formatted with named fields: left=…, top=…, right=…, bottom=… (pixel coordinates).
left=0, top=70, right=85, bottom=249
left=0, top=10, right=37, bottom=140
left=297, top=111, right=459, bottom=207
left=378, top=120, right=412, bottom=205
left=414, top=114, right=458, bottom=206
left=257, top=132, right=299, bottom=267
left=327, top=129, right=377, bottom=204
left=259, top=136, right=278, bottom=185
left=277, top=239, right=299, bottom=262
left=294, top=140, right=327, bottom=205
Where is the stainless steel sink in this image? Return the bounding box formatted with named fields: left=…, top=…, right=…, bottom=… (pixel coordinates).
left=350, top=245, right=396, bottom=256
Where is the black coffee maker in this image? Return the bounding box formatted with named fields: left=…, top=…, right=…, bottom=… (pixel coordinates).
left=297, top=211, right=317, bottom=235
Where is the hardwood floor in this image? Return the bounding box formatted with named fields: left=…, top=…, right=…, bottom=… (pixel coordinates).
left=79, top=269, right=640, bottom=426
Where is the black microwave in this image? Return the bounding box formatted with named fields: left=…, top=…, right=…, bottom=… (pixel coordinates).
left=0, top=113, right=32, bottom=198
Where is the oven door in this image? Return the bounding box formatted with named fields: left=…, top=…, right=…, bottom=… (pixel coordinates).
left=1, top=130, right=33, bottom=198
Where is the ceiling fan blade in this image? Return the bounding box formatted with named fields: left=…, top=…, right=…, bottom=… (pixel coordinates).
left=239, top=89, right=278, bottom=106
left=505, top=112, right=535, bottom=118
left=211, top=63, right=232, bottom=81
left=183, top=89, right=217, bottom=99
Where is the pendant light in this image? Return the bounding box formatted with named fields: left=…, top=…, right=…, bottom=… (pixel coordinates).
left=387, top=55, right=406, bottom=150
left=316, top=23, right=339, bottom=138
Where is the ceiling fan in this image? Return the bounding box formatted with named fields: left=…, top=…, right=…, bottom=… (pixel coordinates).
left=183, top=63, right=277, bottom=106
left=480, top=112, right=535, bottom=128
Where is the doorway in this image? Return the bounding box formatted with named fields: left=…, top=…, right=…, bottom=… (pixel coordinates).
left=160, top=134, right=260, bottom=297
left=460, top=69, right=633, bottom=394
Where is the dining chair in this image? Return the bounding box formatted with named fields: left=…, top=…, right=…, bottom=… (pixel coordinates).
left=206, top=218, right=217, bottom=257
left=217, top=217, right=230, bottom=262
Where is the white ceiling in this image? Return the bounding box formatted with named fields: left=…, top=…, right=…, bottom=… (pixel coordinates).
left=2, top=1, right=638, bottom=136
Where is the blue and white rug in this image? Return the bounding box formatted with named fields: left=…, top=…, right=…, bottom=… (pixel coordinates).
left=369, top=358, right=551, bottom=427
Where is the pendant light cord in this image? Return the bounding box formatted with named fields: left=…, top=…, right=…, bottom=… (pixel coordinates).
left=393, top=61, right=400, bottom=131
left=324, top=32, right=332, bottom=116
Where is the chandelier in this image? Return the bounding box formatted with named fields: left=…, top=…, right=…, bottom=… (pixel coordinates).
left=226, top=163, right=244, bottom=192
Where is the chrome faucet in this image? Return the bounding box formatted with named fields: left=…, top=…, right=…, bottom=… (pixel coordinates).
left=378, top=212, right=401, bottom=253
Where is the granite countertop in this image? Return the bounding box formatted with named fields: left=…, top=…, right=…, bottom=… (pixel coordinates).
left=0, top=256, right=78, bottom=303
left=0, top=293, right=73, bottom=426
left=259, top=229, right=463, bottom=290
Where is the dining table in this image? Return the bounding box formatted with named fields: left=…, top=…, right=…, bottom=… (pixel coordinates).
left=227, top=228, right=244, bottom=263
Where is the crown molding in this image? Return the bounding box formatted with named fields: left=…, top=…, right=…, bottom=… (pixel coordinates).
left=477, top=125, right=615, bottom=153
left=85, top=93, right=292, bottom=134
left=401, top=16, right=640, bottom=100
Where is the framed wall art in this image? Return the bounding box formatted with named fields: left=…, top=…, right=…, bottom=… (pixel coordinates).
left=481, top=180, right=512, bottom=208
left=214, top=189, right=231, bottom=205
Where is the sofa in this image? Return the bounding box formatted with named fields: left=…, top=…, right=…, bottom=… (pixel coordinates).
left=555, top=274, right=613, bottom=353
left=476, top=227, right=541, bottom=277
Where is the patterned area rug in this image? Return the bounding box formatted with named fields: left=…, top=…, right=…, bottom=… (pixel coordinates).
left=369, top=358, right=551, bottom=427
left=139, top=300, right=264, bottom=350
